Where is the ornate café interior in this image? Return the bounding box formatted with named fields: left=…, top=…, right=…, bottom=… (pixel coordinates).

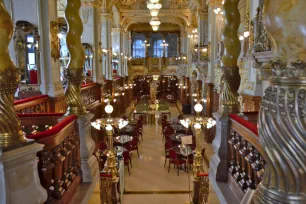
left=0, top=0, right=305, bottom=204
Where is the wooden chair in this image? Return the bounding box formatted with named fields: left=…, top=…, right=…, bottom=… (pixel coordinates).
left=164, top=141, right=173, bottom=167
left=123, top=151, right=131, bottom=175
left=130, top=138, right=140, bottom=158
left=168, top=149, right=186, bottom=176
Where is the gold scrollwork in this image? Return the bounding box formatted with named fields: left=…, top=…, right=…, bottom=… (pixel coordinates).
left=50, top=21, right=60, bottom=60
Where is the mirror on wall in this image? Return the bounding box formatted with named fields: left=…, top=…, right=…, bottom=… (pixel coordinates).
left=82, top=43, right=94, bottom=82
left=58, top=21, right=68, bottom=84
left=14, top=21, right=40, bottom=85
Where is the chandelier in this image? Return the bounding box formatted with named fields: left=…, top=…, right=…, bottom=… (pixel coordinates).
left=147, top=0, right=162, bottom=31
left=147, top=2, right=162, bottom=17
left=150, top=17, right=161, bottom=31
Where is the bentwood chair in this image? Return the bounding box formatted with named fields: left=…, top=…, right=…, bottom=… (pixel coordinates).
left=168, top=149, right=186, bottom=176
left=123, top=151, right=131, bottom=175
left=161, top=120, right=168, bottom=140
left=130, top=138, right=140, bottom=158
left=164, top=141, right=173, bottom=167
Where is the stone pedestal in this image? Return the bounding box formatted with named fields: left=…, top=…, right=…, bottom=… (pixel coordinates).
left=0, top=143, right=48, bottom=204
left=77, top=113, right=99, bottom=183
left=209, top=111, right=230, bottom=182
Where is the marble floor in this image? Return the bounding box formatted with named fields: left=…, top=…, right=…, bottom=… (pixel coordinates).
left=88, top=104, right=219, bottom=204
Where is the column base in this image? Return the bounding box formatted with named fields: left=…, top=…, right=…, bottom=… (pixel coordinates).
left=77, top=113, right=99, bottom=183
left=0, top=142, right=48, bottom=204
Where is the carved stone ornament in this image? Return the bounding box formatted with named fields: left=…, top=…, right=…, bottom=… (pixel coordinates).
left=50, top=21, right=60, bottom=60
left=253, top=0, right=271, bottom=53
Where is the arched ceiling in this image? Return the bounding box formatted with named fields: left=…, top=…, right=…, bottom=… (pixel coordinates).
left=57, top=0, right=207, bottom=30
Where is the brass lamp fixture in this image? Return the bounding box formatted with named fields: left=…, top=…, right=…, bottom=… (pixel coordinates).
left=91, top=103, right=129, bottom=181
left=180, top=103, right=216, bottom=180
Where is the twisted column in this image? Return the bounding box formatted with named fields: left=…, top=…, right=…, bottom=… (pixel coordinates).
left=219, top=0, right=241, bottom=115
left=254, top=0, right=306, bottom=203
left=64, top=0, right=86, bottom=115
left=0, top=0, right=25, bottom=147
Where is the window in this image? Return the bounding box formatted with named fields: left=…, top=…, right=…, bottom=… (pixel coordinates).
left=132, top=39, right=145, bottom=58
left=153, top=40, right=166, bottom=57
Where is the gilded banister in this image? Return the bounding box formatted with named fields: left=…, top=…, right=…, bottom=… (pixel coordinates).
left=0, top=0, right=25, bottom=147
left=219, top=0, right=241, bottom=115
left=254, top=1, right=306, bottom=203
left=64, top=0, right=86, bottom=115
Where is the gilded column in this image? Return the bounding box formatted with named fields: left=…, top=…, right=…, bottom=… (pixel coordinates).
left=210, top=0, right=240, bottom=183
left=0, top=0, right=25, bottom=147
left=64, top=0, right=86, bottom=115
left=219, top=0, right=241, bottom=115
left=254, top=0, right=306, bottom=203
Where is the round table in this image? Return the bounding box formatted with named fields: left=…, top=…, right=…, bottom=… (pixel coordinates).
left=114, top=135, right=133, bottom=145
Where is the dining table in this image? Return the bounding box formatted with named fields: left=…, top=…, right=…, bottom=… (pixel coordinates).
left=172, top=145, right=194, bottom=158
left=169, top=123, right=186, bottom=133
left=169, top=133, right=186, bottom=143
left=114, top=135, right=133, bottom=145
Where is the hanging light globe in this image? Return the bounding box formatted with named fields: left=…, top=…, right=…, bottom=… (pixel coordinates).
left=150, top=0, right=159, bottom=3
left=147, top=2, right=162, bottom=10
left=150, top=9, right=160, bottom=17
left=150, top=17, right=161, bottom=26
left=152, top=25, right=159, bottom=31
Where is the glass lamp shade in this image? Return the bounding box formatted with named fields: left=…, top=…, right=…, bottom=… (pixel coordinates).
left=150, top=0, right=159, bottom=3
left=105, top=104, right=114, bottom=115
left=147, top=2, right=162, bottom=10
left=243, top=31, right=250, bottom=38
left=150, top=17, right=161, bottom=26
left=150, top=9, right=159, bottom=17
left=194, top=123, right=201, bottom=130
left=105, top=124, right=113, bottom=131
left=194, top=103, right=203, bottom=113
left=152, top=25, right=159, bottom=31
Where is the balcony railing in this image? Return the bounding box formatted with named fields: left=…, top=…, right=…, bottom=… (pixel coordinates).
left=130, top=57, right=178, bottom=68
left=20, top=113, right=81, bottom=203
left=228, top=113, right=265, bottom=202
left=14, top=82, right=101, bottom=117
left=15, top=95, right=49, bottom=113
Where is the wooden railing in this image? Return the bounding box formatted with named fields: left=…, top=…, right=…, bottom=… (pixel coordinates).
left=21, top=114, right=81, bottom=204
left=14, top=83, right=101, bottom=118
left=81, top=82, right=102, bottom=120
left=228, top=113, right=265, bottom=202
left=14, top=95, right=49, bottom=113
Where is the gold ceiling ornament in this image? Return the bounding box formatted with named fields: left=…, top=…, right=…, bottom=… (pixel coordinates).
left=253, top=0, right=306, bottom=203
left=0, top=0, right=25, bottom=148
left=219, top=0, right=241, bottom=115
left=64, top=0, right=87, bottom=115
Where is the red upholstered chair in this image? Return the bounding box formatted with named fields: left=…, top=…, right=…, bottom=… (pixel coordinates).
left=164, top=141, right=173, bottom=167
left=161, top=120, right=168, bottom=140
left=186, top=128, right=193, bottom=136
left=123, top=151, right=131, bottom=175
left=130, top=138, right=140, bottom=158
left=168, top=149, right=186, bottom=176
left=164, top=126, right=174, bottom=137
